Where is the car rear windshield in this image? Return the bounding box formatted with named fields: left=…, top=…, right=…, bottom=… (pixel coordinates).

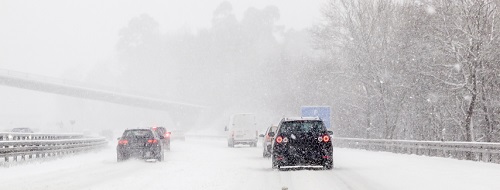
left=153, top=127, right=166, bottom=135
left=122, top=130, right=154, bottom=138
left=278, top=121, right=326, bottom=134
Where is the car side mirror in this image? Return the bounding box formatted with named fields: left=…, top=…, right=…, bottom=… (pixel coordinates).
left=267, top=132, right=275, bottom=137
left=259, top=134, right=265, bottom=138
left=117, top=137, right=121, bottom=140
left=328, top=130, right=333, bottom=136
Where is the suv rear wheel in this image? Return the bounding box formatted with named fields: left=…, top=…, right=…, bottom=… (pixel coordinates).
left=323, top=161, right=333, bottom=170
left=272, top=156, right=280, bottom=169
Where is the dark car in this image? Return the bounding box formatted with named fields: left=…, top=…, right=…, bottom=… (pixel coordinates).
left=271, top=117, right=333, bottom=170
left=117, top=128, right=164, bottom=162
left=152, top=126, right=171, bottom=151
left=260, top=125, right=278, bottom=157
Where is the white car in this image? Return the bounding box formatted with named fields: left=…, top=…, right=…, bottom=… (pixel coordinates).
left=225, top=113, right=258, bottom=147
left=260, top=125, right=278, bottom=157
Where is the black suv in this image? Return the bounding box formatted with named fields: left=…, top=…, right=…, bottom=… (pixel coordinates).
left=271, top=117, right=333, bottom=170
left=117, top=129, right=164, bottom=162
left=152, top=126, right=171, bottom=151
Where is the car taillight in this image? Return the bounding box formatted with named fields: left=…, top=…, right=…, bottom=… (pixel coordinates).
left=147, top=139, right=158, bottom=144
left=118, top=139, right=128, bottom=145
left=322, top=135, right=330, bottom=142
left=276, top=136, right=283, bottom=143
left=164, top=132, right=170, bottom=137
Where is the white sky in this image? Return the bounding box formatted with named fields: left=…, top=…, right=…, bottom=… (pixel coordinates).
left=0, top=0, right=327, bottom=77
left=0, top=0, right=328, bottom=130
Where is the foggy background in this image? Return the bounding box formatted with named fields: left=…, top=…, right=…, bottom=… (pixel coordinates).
left=2, top=0, right=500, bottom=143
left=0, top=0, right=327, bottom=134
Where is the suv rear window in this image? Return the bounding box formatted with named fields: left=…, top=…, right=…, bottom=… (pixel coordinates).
left=122, top=130, right=154, bottom=138
left=278, top=121, right=326, bottom=134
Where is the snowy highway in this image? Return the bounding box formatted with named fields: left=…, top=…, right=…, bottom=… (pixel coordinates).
left=2, top=138, right=500, bottom=190
left=3, top=0, right=500, bottom=190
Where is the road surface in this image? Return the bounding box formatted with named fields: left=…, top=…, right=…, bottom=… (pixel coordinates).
left=2, top=138, right=500, bottom=190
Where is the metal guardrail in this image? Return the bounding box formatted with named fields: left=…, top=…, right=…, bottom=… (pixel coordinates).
left=333, top=137, right=500, bottom=163
left=0, top=132, right=84, bottom=141
left=107, top=133, right=500, bottom=163
left=0, top=132, right=107, bottom=165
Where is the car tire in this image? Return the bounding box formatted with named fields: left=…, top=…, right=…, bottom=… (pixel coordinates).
left=228, top=139, right=234, bottom=148
left=272, top=156, right=280, bottom=169
left=324, top=161, right=333, bottom=170
left=156, top=152, right=164, bottom=162
left=117, top=154, right=125, bottom=162
left=266, top=151, right=271, bottom=158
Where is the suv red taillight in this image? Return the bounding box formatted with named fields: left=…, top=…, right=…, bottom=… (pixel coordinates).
left=276, top=136, right=283, bottom=143
left=118, top=139, right=128, bottom=145
left=164, top=132, right=171, bottom=137
left=147, top=139, right=158, bottom=144
left=322, top=135, right=330, bottom=142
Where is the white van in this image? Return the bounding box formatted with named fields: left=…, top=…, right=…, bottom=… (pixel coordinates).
left=225, top=113, right=258, bottom=147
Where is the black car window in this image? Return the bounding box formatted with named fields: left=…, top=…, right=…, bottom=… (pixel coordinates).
left=156, top=127, right=166, bottom=135
left=279, top=121, right=326, bottom=134
left=123, top=130, right=154, bottom=138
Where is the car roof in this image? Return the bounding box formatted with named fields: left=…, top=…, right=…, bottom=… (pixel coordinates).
left=281, top=117, right=321, bottom=121
left=125, top=128, right=152, bottom=131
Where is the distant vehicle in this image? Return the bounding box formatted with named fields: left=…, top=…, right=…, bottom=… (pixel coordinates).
left=11, top=128, right=34, bottom=133
left=152, top=126, right=171, bottom=151
left=260, top=125, right=278, bottom=157
left=225, top=113, right=258, bottom=147
left=271, top=117, right=333, bottom=170
left=116, top=128, right=165, bottom=162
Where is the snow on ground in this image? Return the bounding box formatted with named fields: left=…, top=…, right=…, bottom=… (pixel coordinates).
left=1, top=138, right=500, bottom=190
